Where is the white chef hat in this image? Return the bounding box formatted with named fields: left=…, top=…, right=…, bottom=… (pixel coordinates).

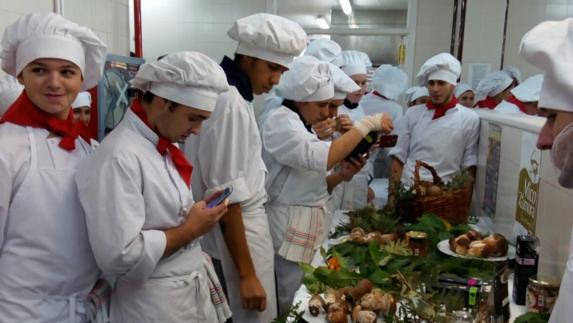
left=276, top=56, right=333, bottom=102
left=502, top=66, right=521, bottom=83
left=329, top=63, right=359, bottom=100
left=71, top=91, right=92, bottom=109
left=130, top=52, right=229, bottom=112
left=520, top=18, right=573, bottom=112
left=340, top=50, right=372, bottom=76
left=304, top=38, right=344, bottom=67
left=0, top=13, right=107, bottom=90
left=372, top=64, right=408, bottom=101
left=475, top=71, right=514, bottom=101
left=416, top=53, right=461, bottom=86
left=454, top=83, right=473, bottom=98
left=228, top=13, right=307, bottom=68
left=510, top=74, right=544, bottom=103
left=408, top=86, right=430, bottom=103
left=0, top=74, right=23, bottom=116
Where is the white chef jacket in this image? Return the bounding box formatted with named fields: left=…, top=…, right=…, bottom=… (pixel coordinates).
left=185, top=86, right=268, bottom=257
left=76, top=109, right=215, bottom=321
left=494, top=100, right=523, bottom=114
left=549, top=229, right=573, bottom=323
left=389, top=103, right=480, bottom=186
left=359, top=92, right=404, bottom=122
left=261, top=106, right=331, bottom=207
left=0, top=123, right=99, bottom=322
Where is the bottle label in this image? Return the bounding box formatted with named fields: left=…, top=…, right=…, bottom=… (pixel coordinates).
left=515, top=255, right=536, bottom=266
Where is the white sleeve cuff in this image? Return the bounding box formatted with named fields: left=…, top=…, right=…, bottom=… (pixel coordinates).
left=123, top=230, right=166, bottom=281
left=204, top=177, right=251, bottom=205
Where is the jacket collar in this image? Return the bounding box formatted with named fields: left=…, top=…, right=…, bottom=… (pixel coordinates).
left=221, top=56, right=254, bottom=102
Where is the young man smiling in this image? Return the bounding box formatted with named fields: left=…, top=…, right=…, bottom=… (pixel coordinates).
left=389, top=53, right=480, bottom=200
left=185, top=13, right=307, bottom=323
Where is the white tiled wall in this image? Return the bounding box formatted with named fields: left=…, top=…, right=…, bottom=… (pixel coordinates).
left=460, top=0, right=506, bottom=83
left=0, top=0, right=130, bottom=73
left=474, top=110, right=573, bottom=280
left=412, top=0, right=453, bottom=80
left=140, top=0, right=267, bottom=62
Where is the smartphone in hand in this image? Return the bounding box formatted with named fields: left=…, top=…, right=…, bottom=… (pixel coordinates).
left=206, top=187, right=233, bottom=208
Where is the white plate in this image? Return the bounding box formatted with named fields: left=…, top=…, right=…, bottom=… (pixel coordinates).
left=437, top=239, right=516, bottom=262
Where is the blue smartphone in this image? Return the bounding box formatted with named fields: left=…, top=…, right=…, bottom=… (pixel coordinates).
left=206, top=187, right=233, bottom=208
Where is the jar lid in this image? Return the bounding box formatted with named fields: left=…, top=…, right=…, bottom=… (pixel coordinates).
left=528, top=276, right=560, bottom=288
left=407, top=231, right=428, bottom=239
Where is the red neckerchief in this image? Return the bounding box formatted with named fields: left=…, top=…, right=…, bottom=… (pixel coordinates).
left=426, top=96, right=458, bottom=120
left=372, top=90, right=389, bottom=100
left=0, top=91, right=80, bottom=151
left=131, top=99, right=193, bottom=188
left=475, top=96, right=498, bottom=109
left=505, top=95, right=527, bottom=113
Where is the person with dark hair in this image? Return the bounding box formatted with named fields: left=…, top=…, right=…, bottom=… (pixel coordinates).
left=185, top=13, right=307, bottom=322
left=76, top=52, right=231, bottom=322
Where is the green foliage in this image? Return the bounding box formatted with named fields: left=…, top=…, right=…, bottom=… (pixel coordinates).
left=271, top=302, right=307, bottom=323
left=514, top=312, right=550, bottom=323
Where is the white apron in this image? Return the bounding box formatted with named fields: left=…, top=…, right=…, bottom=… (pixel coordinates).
left=549, top=230, right=573, bottom=323
left=207, top=192, right=277, bottom=323
left=111, top=246, right=230, bottom=323
left=0, top=128, right=98, bottom=323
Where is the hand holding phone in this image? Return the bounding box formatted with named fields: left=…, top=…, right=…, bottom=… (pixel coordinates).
left=206, top=187, right=233, bottom=208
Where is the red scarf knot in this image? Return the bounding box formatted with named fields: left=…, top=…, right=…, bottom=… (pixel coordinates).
left=131, top=100, right=193, bottom=188
left=426, top=96, right=458, bottom=120
left=505, top=95, right=527, bottom=113
left=475, top=96, right=499, bottom=109
left=0, top=91, right=80, bottom=151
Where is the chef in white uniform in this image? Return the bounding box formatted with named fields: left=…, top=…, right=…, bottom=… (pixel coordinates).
left=359, top=64, right=408, bottom=121
left=260, top=56, right=393, bottom=313
left=185, top=14, right=307, bottom=323
left=474, top=71, right=515, bottom=109
left=0, top=13, right=107, bottom=322
left=520, top=18, right=573, bottom=323
left=405, top=86, right=430, bottom=108
left=455, top=83, right=475, bottom=108
left=389, top=53, right=480, bottom=196
left=71, top=91, right=92, bottom=127
left=494, top=74, right=543, bottom=115
left=76, top=52, right=232, bottom=323
left=338, top=50, right=372, bottom=121
left=0, top=74, right=23, bottom=117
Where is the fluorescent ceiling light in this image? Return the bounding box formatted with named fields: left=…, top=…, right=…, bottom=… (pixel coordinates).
left=316, top=16, right=330, bottom=29
left=339, top=0, right=353, bottom=15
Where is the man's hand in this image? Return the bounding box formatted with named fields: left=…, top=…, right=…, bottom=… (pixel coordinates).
left=337, top=114, right=354, bottom=133
left=312, top=118, right=337, bottom=140
left=240, top=274, right=267, bottom=312
left=339, top=155, right=367, bottom=182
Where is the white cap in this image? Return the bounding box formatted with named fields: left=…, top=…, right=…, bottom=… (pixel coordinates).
left=454, top=83, right=473, bottom=98
left=304, top=38, right=343, bottom=66
left=0, top=74, right=23, bottom=116
left=228, top=13, right=307, bottom=68
left=416, top=53, right=461, bottom=86
left=130, top=52, right=229, bottom=112
left=1, top=13, right=107, bottom=90
left=475, top=71, right=514, bottom=101
left=502, top=66, right=521, bottom=83
left=510, top=74, right=544, bottom=103
left=330, top=63, right=359, bottom=100
left=276, top=56, right=333, bottom=102
left=404, top=86, right=429, bottom=103
left=71, top=91, right=92, bottom=109
left=340, top=50, right=372, bottom=76
left=520, top=18, right=573, bottom=112
left=372, top=64, right=408, bottom=100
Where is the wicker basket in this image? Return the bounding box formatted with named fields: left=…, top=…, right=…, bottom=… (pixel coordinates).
left=408, top=160, right=470, bottom=225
